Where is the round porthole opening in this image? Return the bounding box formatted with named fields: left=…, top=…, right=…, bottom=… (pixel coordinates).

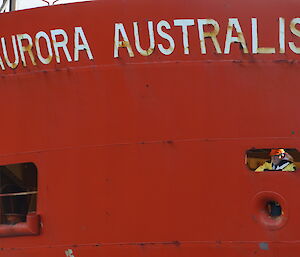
left=252, top=191, right=288, bottom=230
left=265, top=201, right=282, bottom=218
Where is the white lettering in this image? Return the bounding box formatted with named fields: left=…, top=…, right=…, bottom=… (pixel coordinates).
left=279, top=17, right=285, bottom=53
left=0, top=57, right=5, bottom=70
left=74, top=27, right=93, bottom=61
left=17, top=34, right=36, bottom=66
left=35, top=31, right=53, bottom=65
left=197, top=19, right=222, bottom=54
left=288, top=18, right=300, bottom=54
left=51, top=29, right=72, bottom=63
left=174, top=19, right=195, bottom=54
left=133, top=21, right=155, bottom=56
left=114, top=23, right=134, bottom=58
left=224, top=18, right=248, bottom=54
left=252, top=18, right=276, bottom=54
left=1, top=36, right=19, bottom=69
left=157, top=20, right=175, bottom=55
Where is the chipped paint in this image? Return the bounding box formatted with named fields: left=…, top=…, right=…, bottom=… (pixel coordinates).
left=65, top=249, right=75, bottom=257
left=259, top=242, right=269, bottom=251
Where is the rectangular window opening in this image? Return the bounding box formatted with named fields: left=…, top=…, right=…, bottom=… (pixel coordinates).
left=246, top=148, right=299, bottom=172
left=0, top=162, right=37, bottom=225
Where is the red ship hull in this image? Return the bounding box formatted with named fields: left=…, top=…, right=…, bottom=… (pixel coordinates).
left=0, top=1, right=300, bottom=256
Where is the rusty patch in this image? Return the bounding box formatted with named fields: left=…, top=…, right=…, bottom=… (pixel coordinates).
left=198, top=19, right=222, bottom=54
left=119, top=41, right=130, bottom=48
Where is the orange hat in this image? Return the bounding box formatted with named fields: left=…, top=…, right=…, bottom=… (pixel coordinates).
left=269, top=149, right=285, bottom=156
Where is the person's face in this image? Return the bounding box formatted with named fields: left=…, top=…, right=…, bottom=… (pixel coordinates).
left=6, top=215, right=22, bottom=225
left=271, top=154, right=284, bottom=165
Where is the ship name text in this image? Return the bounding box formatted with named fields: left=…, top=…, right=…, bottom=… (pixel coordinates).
left=0, top=27, right=93, bottom=70
left=114, top=18, right=300, bottom=57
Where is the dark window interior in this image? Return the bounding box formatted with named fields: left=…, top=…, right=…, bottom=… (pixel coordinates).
left=0, top=163, right=37, bottom=225
left=266, top=201, right=282, bottom=218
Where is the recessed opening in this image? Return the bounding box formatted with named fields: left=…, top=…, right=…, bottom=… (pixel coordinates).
left=0, top=163, right=37, bottom=225
left=246, top=148, right=299, bottom=172
left=266, top=201, right=282, bottom=218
